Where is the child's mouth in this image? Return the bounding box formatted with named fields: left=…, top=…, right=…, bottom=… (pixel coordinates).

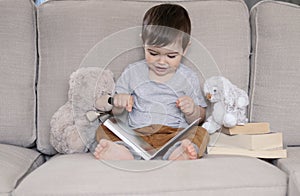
left=155, top=66, right=168, bottom=72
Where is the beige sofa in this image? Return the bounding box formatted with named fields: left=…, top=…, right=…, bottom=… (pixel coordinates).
left=0, top=0, right=299, bottom=195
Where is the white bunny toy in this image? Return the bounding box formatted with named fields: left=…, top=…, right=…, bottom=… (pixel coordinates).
left=202, top=76, right=249, bottom=134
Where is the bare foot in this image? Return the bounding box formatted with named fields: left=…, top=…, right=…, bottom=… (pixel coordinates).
left=168, top=139, right=198, bottom=160
left=93, top=139, right=134, bottom=160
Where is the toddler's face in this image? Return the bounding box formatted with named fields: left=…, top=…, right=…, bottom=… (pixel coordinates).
left=144, top=40, right=185, bottom=78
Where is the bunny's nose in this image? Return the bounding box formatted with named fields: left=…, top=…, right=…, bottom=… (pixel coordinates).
left=206, top=93, right=212, bottom=100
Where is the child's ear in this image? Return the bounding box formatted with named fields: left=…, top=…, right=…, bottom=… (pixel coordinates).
left=183, top=41, right=191, bottom=56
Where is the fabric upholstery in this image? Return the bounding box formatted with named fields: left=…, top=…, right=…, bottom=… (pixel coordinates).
left=0, top=0, right=37, bottom=147
left=14, top=153, right=286, bottom=196
left=0, top=0, right=298, bottom=195
left=0, top=144, right=44, bottom=195
left=289, top=172, right=300, bottom=196
left=276, top=147, right=300, bottom=196
left=37, top=0, right=250, bottom=155
left=249, top=1, right=300, bottom=146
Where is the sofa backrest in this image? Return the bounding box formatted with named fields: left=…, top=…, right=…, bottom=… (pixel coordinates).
left=249, top=1, right=300, bottom=146
left=37, top=0, right=250, bottom=155
left=0, top=0, right=37, bottom=147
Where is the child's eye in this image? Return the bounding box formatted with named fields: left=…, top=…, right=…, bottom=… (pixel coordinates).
left=149, top=51, right=158, bottom=56
left=167, top=55, right=176, bottom=59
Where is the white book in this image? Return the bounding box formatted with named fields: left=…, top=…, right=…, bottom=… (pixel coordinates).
left=207, top=146, right=287, bottom=159
left=103, top=117, right=201, bottom=160
left=222, top=122, right=270, bottom=135
left=209, top=132, right=283, bottom=150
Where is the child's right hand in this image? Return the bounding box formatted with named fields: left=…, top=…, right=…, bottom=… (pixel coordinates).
left=113, top=94, right=134, bottom=112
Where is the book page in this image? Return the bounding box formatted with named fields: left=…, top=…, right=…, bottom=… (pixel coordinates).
left=104, top=117, right=201, bottom=160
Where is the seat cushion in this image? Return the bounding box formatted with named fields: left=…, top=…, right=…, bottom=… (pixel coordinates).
left=14, top=153, right=286, bottom=195
left=276, top=147, right=300, bottom=196
left=0, top=0, right=37, bottom=147
left=37, top=0, right=250, bottom=155
left=289, top=172, right=300, bottom=196
left=0, top=144, right=44, bottom=195
left=249, top=1, right=300, bottom=146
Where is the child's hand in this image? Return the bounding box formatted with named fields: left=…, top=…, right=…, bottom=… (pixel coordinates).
left=113, top=94, right=134, bottom=112
left=176, top=96, right=195, bottom=116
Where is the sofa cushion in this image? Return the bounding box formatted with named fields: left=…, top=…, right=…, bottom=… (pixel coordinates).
left=14, top=153, right=286, bottom=195
left=0, top=0, right=37, bottom=147
left=276, top=147, right=300, bottom=196
left=0, top=144, right=44, bottom=195
left=249, top=1, right=300, bottom=146
left=289, top=172, right=300, bottom=196
left=276, top=147, right=300, bottom=175
left=37, top=0, right=250, bottom=155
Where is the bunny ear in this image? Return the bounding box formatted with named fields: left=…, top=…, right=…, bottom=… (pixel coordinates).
left=221, top=77, right=236, bottom=108
left=203, top=76, right=214, bottom=94
left=203, top=81, right=208, bottom=94
left=204, top=81, right=213, bottom=94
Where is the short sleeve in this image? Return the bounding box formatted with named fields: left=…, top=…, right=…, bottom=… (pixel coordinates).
left=187, top=72, right=207, bottom=108
left=115, top=66, right=132, bottom=94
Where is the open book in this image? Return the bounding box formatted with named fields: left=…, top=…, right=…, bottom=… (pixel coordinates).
left=103, top=117, right=201, bottom=160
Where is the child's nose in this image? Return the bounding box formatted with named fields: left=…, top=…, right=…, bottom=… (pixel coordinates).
left=158, top=55, right=167, bottom=64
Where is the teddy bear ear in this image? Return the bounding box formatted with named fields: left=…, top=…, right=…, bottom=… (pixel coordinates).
left=95, top=69, right=115, bottom=99
left=68, top=69, right=81, bottom=100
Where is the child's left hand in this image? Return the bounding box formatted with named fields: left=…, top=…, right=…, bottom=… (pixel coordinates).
left=176, top=96, right=195, bottom=116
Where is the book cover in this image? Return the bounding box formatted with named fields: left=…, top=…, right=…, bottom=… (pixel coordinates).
left=210, top=132, right=283, bottom=150
left=221, top=122, right=270, bottom=135
left=207, top=146, right=287, bottom=159
left=103, top=117, right=201, bottom=160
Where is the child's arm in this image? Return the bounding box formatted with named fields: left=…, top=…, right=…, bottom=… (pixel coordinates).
left=176, top=96, right=206, bottom=124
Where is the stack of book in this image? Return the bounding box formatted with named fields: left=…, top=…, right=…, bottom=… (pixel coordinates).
left=207, top=123, right=287, bottom=159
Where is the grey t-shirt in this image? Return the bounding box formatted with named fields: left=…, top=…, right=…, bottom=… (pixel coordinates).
left=115, top=60, right=207, bottom=128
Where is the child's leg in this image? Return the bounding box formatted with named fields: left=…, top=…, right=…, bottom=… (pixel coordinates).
left=94, top=125, right=134, bottom=160
left=94, top=139, right=134, bottom=160
left=165, top=126, right=209, bottom=160
left=96, top=124, right=121, bottom=142
left=138, top=125, right=209, bottom=160
left=189, top=126, right=210, bottom=158
left=162, top=139, right=197, bottom=160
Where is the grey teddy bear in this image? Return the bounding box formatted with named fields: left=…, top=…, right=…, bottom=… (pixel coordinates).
left=50, top=67, right=115, bottom=154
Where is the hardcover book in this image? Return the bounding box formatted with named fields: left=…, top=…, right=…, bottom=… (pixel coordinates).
left=221, top=122, right=270, bottom=135
left=103, top=117, right=201, bottom=160
left=208, top=122, right=287, bottom=159
left=210, top=132, right=283, bottom=150
left=207, top=146, right=287, bottom=159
